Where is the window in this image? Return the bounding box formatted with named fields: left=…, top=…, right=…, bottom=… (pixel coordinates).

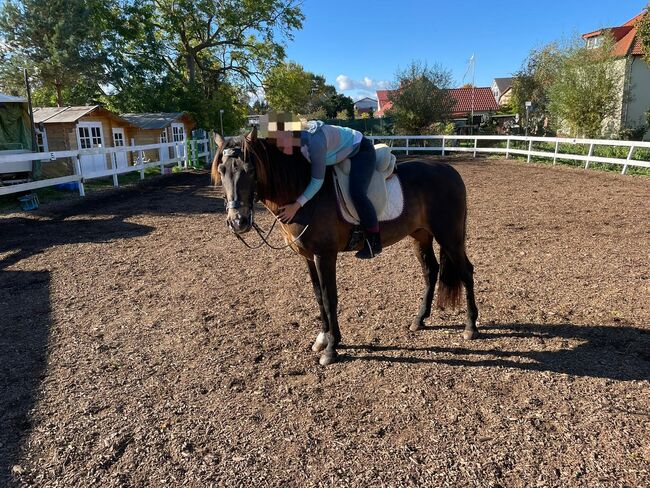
left=586, top=36, right=603, bottom=49
left=160, top=129, right=168, bottom=143
left=172, top=124, right=185, bottom=142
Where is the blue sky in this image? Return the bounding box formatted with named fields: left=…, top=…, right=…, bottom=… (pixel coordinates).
left=284, top=0, right=648, bottom=100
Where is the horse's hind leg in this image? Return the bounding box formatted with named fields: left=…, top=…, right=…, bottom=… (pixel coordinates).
left=439, top=245, right=479, bottom=340
left=410, top=230, right=439, bottom=332
left=305, top=258, right=329, bottom=352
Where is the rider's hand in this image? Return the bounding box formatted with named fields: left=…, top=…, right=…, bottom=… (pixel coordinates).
left=278, top=201, right=301, bottom=223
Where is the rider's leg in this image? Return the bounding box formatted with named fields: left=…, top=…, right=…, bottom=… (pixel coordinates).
left=349, top=137, right=381, bottom=259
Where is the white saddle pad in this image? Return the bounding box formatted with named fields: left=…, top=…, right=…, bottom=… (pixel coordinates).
left=335, top=173, right=405, bottom=225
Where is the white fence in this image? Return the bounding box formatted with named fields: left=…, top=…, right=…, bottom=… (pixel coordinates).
left=0, top=139, right=212, bottom=198
left=367, top=135, right=650, bottom=175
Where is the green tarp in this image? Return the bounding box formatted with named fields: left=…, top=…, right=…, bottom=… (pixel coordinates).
left=0, top=102, right=34, bottom=152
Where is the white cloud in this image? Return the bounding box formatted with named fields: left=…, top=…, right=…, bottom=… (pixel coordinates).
left=336, top=74, right=390, bottom=92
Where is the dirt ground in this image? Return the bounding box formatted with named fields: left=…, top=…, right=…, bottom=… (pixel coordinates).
left=1, top=157, right=649, bottom=488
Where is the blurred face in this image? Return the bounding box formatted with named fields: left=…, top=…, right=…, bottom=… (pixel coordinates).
left=214, top=141, right=256, bottom=234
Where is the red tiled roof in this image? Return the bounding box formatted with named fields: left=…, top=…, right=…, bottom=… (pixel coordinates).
left=375, top=87, right=498, bottom=118
left=582, top=11, right=647, bottom=58
left=449, top=87, right=499, bottom=117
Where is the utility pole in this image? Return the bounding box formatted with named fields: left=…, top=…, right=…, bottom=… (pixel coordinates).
left=24, top=68, right=40, bottom=179
left=470, top=54, right=475, bottom=135
left=525, top=101, right=532, bottom=137
left=219, top=109, right=224, bottom=135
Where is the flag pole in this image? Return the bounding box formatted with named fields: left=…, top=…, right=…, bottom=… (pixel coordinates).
left=470, top=54, right=475, bottom=135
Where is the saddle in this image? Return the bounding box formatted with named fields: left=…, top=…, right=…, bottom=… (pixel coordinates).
left=333, top=144, right=404, bottom=225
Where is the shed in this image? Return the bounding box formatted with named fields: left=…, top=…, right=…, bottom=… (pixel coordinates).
left=120, top=112, right=195, bottom=163
left=33, top=105, right=135, bottom=177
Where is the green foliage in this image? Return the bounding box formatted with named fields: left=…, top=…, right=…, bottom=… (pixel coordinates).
left=387, top=61, right=454, bottom=134
left=321, top=93, right=354, bottom=119
left=0, top=0, right=303, bottom=133
left=509, top=43, right=564, bottom=134
left=618, top=125, right=648, bottom=141
left=261, top=61, right=312, bottom=113
left=638, top=7, right=650, bottom=62
left=430, top=121, right=455, bottom=135
left=547, top=36, right=619, bottom=138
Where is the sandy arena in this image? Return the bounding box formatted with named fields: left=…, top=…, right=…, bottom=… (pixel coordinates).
left=1, top=157, right=649, bottom=487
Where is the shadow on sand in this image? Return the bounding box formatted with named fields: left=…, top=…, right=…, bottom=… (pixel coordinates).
left=340, top=323, right=650, bottom=382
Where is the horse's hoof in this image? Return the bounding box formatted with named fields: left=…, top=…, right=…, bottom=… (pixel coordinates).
left=319, top=352, right=338, bottom=366
left=410, top=321, right=424, bottom=332
left=311, top=332, right=328, bottom=352
left=463, top=329, right=480, bottom=340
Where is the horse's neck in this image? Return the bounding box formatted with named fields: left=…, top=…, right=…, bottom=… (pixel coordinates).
left=254, top=144, right=310, bottom=210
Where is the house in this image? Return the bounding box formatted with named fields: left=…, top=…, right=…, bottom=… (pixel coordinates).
left=354, top=97, right=378, bottom=116
left=0, top=93, right=34, bottom=179
left=32, top=105, right=135, bottom=177
left=582, top=10, right=650, bottom=139
left=120, top=112, right=195, bottom=163
left=491, top=78, right=513, bottom=108
left=375, top=87, right=499, bottom=125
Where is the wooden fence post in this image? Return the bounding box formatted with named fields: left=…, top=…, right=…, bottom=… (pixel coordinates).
left=505, top=138, right=510, bottom=159
left=405, top=138, right=409, bottom=156
left=585, top=143, right=594, bottom=169
left=74, top=154, right=85, bottom=197
left=527, top=139, right=533, bottom=163
left=441, top=136, right=446, bottom=157
left=622, top=145, right=635, bottom=175
left=473, top=138, right=478, bottom=158
left=553, top=141, right=559, bottom=165
left=111, top=152, right=119, bottom=187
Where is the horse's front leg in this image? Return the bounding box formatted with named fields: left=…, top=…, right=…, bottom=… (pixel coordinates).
left=314, top=253, right=340, bottom=366
left=305, top=258, right=329, bottom=352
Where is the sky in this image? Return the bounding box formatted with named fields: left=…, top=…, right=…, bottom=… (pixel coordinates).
left=284, top=0, right=648, bottom=101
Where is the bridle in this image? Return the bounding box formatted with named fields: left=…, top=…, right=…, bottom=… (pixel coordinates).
left=221, top=144, right=310, bottom=251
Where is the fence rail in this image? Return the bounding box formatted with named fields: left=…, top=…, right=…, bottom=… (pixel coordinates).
left=0, top=138, right=212, bottom=198
left=367, top=135, right=650, bottom=174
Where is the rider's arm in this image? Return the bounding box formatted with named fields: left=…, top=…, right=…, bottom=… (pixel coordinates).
left=296, top=130, right=327, bottom=207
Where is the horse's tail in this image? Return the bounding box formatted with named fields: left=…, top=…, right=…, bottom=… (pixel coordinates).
left=436, top=197, right=467, bottom=311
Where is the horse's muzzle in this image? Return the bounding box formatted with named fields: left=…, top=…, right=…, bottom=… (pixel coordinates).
left=227, top=216, right=252, bottom=234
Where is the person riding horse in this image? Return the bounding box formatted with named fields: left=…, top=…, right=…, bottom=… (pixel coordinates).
left=268, top=118, right=382, bottom=259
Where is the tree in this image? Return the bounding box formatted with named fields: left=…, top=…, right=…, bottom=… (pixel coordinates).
left=320, top=93, right=354, bottom=119
left=509, top=43, right=564, bottom=134
left=0, top=0, right=121, bottom=106
left=386, top=61, right=455, bottom=134
left=638, top=6, right=650, bottom=62
left=547, top=36, right=619, bottom=138
left=264, top=61, right=313, bottom=113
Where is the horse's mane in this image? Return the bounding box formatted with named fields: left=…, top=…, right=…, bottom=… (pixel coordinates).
left=242, top=137, right=312, bottom=208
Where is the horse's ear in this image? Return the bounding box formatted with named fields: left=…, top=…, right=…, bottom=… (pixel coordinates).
left=246, top=126, right=257, bottom=142
left=214, top=132, right=225, bottom=148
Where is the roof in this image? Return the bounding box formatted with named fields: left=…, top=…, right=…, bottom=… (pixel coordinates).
left=121, top=112, right=186, bottom=130
left=0, top=93, right=27, bottom=103
left=582, top=11, right=647, bottom=58
left=33, top=106, right=100, bottom=124
left=354, top=97, right=378, bottom=104
left=375, top=87, right=499, bottom=117
left=449, top=87, right=499, bottom=116
left=493, top=78, right=513, bottom=93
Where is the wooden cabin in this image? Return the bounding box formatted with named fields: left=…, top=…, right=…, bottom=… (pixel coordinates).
left=32, top=105, right=135, bottom=177
left=120, top=113, right=195, bottom=163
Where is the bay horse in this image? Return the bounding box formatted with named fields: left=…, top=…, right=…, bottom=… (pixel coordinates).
left=211, top=129, right=479, bottom=366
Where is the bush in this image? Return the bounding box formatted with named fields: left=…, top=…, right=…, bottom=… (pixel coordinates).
left=619, top=125, right=648, bottom=141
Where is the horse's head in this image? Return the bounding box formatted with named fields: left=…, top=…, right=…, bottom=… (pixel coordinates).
left=212, top=128, right=258, bottom=234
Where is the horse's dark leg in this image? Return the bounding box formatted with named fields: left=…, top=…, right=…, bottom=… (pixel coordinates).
left=409, top=230, right=439, bottom=332
left=460, top=255, right=480, bottom=340
left=440, top=246, right=479, bottom=340
left=314, top=253, right=340, bottom=366
left=305, top=258, right=329, bottom=352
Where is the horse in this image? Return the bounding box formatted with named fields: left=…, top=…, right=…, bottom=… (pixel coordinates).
left=211, top=128, right=479, bottom=366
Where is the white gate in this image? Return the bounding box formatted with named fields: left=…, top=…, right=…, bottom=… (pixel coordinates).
left=171, top=123, right=185, bottom=158
left=112, top=128, right=128, bottom=168
left=77, top=122, right=106, bottom=174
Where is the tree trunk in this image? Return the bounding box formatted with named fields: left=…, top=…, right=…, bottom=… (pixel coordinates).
left=55, top=82, right=63, bottom=107
left=186, top=52, right=196, bottom=85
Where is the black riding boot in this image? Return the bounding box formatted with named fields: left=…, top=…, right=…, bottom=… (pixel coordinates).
left=355, top=231, right=382, bottom=259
